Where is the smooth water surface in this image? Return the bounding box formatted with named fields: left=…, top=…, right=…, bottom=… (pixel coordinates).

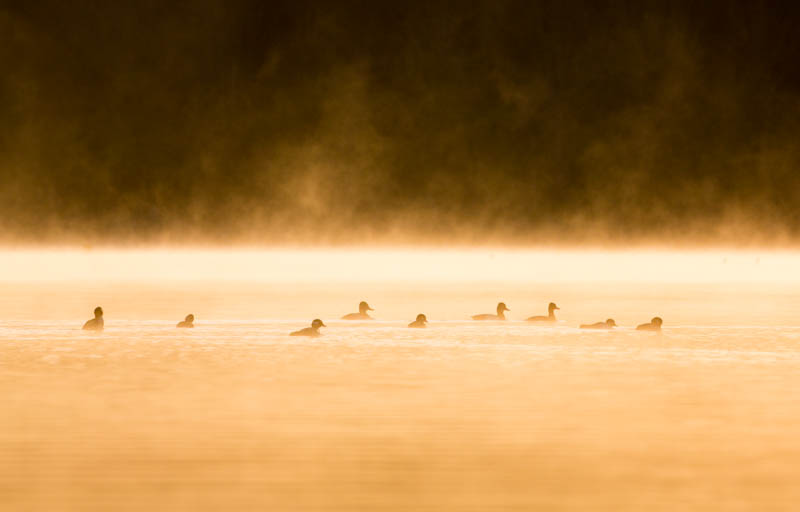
left=2, top=279, right=800, bottom=511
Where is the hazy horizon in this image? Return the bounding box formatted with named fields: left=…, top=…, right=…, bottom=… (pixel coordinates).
left=0, top=248, right=796, bottom=285
left=6, top=4, right=800, bottom=510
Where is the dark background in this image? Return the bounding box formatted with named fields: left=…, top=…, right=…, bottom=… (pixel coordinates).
left=2, top=1, right=800, bottom=245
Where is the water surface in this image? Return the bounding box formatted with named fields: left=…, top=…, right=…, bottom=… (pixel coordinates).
left=2, top=277, right=800, bottom=511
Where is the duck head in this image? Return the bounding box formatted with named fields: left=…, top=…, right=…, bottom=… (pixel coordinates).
left=312, top=319, right=326, bottom=330
left=606, top=318, right=617, bottom=327
left=496, top=302, right=510, bottom=314
left=651, top=317, right=663, bottom=326
left=548, top=302, right=560, bottom=313
left=94, top=306, right=103, bottom=318
left=358, top=301, right=374, bottom=314
left=185, top=314, right=195, bottom=323
left=415, top=314, right=427, bottom=324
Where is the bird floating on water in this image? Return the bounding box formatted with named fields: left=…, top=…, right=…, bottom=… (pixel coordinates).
left=472, top=302, right=509, bottom=321
left=636, top=317, right=663, bottom=331
left=580, top=318, right=617, bottom=329
left=342, top=301, right=374, bottom=320
left=82, top=306, right=104, bottom=331
left=408, top=314, right=428, bottom=328
left=290, top=319, right=326, bottom=336
left=527, top=302, right=560, bottom=322
left=177, top=314, right=195, bottom=328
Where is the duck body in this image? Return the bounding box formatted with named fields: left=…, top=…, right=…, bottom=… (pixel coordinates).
left=472, top=314, right=502, bottom=320
left=342, top=301, right=374, bottom=320
left=290, top=327, right=322, bottom=337
left=408, top=314, right=427, bottom=328
left=527, top=302, right=560, bottom=323
left=291, top=319, right=326, bottom=337
left=342, top=312, right=372, bottom=320
left=636, top=317, right=663, bottom=331
left=177, top=314, right=195, bottom=328
left=472, top=302, right=509, bottom=321
left=82, top=318, right=104, bottom=331
left=580, top=319, right=617, bottom=329
left=82, top=307, right=104, bottom=331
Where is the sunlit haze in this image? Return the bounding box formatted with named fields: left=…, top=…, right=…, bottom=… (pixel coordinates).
left=4, top=1, right=800, bottom=510
left=0, top=248, right=798, bottom=283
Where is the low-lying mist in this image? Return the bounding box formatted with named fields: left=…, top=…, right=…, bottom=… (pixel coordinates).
left=2, top=1, right=800, bottom=246
left=0, top=248, right=796, bottom=284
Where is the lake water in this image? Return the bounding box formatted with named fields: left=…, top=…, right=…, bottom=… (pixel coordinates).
left=2, top=251, right=800, bottom=510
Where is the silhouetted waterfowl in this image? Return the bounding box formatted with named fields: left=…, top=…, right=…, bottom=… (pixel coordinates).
left=527, top=302, right=560, bottom=322
left=472, top=302, right=509, bottom=321
left=342, top=301, right=374, bottom=320
left=636, top=317, right=663, bottom=331
left=290, top=319, right=326, bottom=336
left=82, top=306, right=104, bottom=331
left=408, top=314, right=428, bottom=328
left=177, top=314, right=195, bottom=328
left=580, top=318, right=617, bottom=329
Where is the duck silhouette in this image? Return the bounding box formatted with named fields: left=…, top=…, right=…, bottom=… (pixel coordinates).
left=290, top=319, right=326, bottom=337
left=342, top=301, right=374, bottom=320
left=408, top=313, right=428, bottom=328
left=636, top=317, right=663, bottom=331
left=472, top=302, right=509, bottom=321
left=177, top=314, right=195, bottom=328
left=82, top=306, right=104, bottom=331
left=580, top=318, right=617, bottom=329
left=527, top=302, right=559, bottom=322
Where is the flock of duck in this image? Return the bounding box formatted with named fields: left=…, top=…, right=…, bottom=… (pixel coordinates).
left=80, top=301, right=664, bottom=336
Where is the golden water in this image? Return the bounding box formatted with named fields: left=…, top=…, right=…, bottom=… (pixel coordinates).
left=2, top=250, right=800, bottom=510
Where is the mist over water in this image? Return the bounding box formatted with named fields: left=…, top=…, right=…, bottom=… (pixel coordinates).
left=3, top=249, right=800, bottom=510
left=3, top=1, right=800, bottom=244
left=4, top=0, right=800, bottom=508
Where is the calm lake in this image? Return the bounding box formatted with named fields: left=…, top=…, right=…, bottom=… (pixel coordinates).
left=2, top=250, right=799, bottom=510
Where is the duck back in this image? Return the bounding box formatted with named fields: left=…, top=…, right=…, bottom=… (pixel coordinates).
left=342, top=312, right=371, bottom=320
left=526, top=315, right=553, bottom=322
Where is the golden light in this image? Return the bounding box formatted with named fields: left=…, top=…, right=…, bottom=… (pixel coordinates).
left=0, top=248, right=795, bottom=283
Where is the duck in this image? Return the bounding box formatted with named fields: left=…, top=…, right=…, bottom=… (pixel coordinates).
left=408, top=314, right=428, bottom=328
left=636, top=317, right=663, bottom=331
left=472, top=302, right=509, bottom=321
left=580, top=318, right=617, bottom=329
left=290, top=319, right=326, bottom=337
left=342, top=301, right=374, bottom=320
left=82, top=306, right=104, bottom=331
left=177, top=314, right=195, bottom=328
left=527, top=302, right=560, bottom=322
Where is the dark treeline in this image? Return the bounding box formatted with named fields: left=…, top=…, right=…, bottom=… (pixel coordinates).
left=2, top=1, right=800, bottom=245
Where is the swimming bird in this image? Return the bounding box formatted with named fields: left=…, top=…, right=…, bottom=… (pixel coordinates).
left=408, top=314, right=428, bottom=328
left=82, top=306, right=104, bottom=331
left=472, top=302, right=509, bottom=321
left=177, top=314, right=195, bottom=328
left=342, top=301, right=374, bottom=320
left=580, top=318, right=617, bottom=329
left=527, top=302, right=560, bottom=322
left=290, top=319, right=326, bottom=337
left=636, top=317, right=663, bottom=331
